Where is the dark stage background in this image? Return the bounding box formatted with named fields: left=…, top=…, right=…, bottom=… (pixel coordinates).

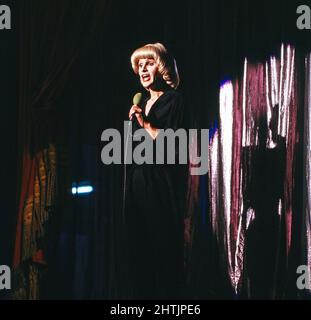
left=1, top=0, right=310, bottom=299
left=0, top=0, right=18, bottom=300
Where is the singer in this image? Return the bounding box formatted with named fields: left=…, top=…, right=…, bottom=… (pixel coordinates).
left=124, top=43, right=188, bottom=299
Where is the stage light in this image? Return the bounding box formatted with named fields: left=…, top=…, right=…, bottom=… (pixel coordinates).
left=71, top=185, right=93, bottom=195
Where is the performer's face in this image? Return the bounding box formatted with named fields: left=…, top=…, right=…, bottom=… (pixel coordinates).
left=138, top=58, right=159, bottom=89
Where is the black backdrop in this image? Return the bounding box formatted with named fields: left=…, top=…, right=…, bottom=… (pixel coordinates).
left=1, top=0, right=18, bottom=300
left=1, top=0, right=310, bottom=299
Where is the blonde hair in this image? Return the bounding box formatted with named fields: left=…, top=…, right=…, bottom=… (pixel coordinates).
left=130, top=42, right=180, bottom=89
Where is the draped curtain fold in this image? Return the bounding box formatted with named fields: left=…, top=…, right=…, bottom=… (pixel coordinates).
left=303, top=53, right=311, bottom=294
left=207, top=44, right=309, bottom=298
left=13, top=0, right=108, bottom=299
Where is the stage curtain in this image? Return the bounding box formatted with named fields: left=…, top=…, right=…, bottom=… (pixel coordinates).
left=303, top=53, right=311, bottom=296
left=12, top=0, right=109, bottom=299
left=205, top=45, right=309, bottom=298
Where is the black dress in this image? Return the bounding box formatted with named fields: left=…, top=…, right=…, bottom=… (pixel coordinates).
left=124, top=89, right=188, bottom=299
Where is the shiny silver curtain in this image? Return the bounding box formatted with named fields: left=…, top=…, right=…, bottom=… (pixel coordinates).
left=303, top=53, right=311, bottom=293
left=209, top=44, right=307, bottom=298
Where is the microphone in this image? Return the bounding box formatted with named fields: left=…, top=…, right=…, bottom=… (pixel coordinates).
left=123, top=93, right=142, bottom=222
left=133, top=92, right=142, bottom=106
left=130, top=92, right=143, bottom=121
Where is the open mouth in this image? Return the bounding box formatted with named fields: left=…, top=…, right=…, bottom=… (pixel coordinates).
left=141, top=74, right=151, bottom=82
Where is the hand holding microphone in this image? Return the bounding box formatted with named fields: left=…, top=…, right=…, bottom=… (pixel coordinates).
left=129, top=92, right=144, bottom=127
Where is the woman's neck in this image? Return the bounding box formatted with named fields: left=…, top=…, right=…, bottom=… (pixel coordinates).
left=149, top=89, right=164, bottom=101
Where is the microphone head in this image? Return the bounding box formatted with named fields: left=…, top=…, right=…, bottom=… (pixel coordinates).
left=133, top=92, right=142, bottom=106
